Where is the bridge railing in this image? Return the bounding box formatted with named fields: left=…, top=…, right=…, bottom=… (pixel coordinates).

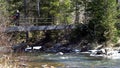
left=9, top=17, right=53, bottom=26
left=6, top=17, right=75, bottom=32
left=19, top=17, right=53, bottom=25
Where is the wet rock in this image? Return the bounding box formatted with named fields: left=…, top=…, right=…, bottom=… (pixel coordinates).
left=80, top=46, right=89, bottom=52
left=12, top=41, right=27, bottom=52
left=45, top=43, right=62, bottom=53
left=52, top=43, right=62, bottom=50
left=56, top=52, right=64, bottom=55
left=72, top=49, right=80, bottom=53
left=45, top=43, right=73, bottom=53
left=45, top=48, right=58, bottom=53
left=58, top=47, right=73, bottom=53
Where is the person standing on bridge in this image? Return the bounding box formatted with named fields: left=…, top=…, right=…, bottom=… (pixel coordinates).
left=12, top=10, right=20, bottom=26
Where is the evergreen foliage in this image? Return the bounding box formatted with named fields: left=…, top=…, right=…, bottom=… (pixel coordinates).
left=1, top=0, right=120, bottom=46
left=86, top=0, right=118, bottom=44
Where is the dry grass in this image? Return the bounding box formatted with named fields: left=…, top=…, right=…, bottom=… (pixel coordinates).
left=0, top=55, right=18, bottom=68
left=0, top=21, right=13, bottom=54
left=0, top=11, right=20, bottom=68
left=0, top=55, right=29, bottom=68
left=0, top=12, right=13, bottom=47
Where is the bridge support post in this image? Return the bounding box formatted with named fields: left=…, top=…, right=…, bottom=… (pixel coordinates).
left=26, top=31, right=29, bottom=42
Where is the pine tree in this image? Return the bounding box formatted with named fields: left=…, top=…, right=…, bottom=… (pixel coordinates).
left=87, top=0, right=118, bottom=45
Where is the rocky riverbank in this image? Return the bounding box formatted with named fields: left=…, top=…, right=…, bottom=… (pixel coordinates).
left=0, top=46, right=12, bottom=53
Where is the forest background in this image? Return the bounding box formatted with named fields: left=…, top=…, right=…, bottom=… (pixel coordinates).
left=0, top=0, right=120, bottom=49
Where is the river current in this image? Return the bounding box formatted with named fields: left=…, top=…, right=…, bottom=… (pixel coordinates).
left=10, top=53, right=120, bottom=68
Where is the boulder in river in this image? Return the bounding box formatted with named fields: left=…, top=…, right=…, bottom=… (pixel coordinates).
left=12, top=41, right=27, bottom=52
left=45, top=43, right=73, bottom=53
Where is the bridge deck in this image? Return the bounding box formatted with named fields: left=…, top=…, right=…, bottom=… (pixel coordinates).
left=5, top=25, right=75, bottom=32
